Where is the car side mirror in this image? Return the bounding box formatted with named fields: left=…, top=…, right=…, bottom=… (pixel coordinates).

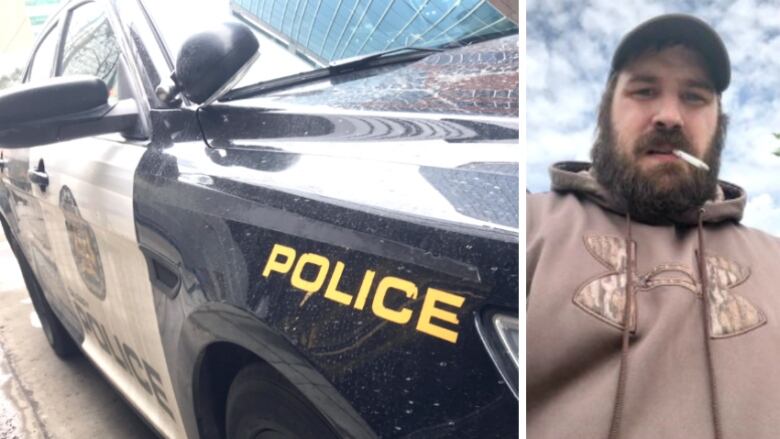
left=169, top=21, right=259, bottom=106
left=0, top=75, right=138, bottom=148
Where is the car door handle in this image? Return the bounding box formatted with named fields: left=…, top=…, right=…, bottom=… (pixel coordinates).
left=28, top=169, right=49, bottom=189
left=0, top=158, right=7, bottom=166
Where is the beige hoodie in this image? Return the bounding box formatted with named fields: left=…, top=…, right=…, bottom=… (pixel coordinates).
left=527, top=162, right=780, bottom=439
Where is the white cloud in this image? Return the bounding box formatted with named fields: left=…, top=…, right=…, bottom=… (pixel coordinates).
left=528, top=127, right=594, bottom=163
left=525, top=40, right=549, bottom=91
left=579, top=1, right=664, bottom=40
left=743, top=193, right=780, bottom=236
left=527, top=127, right=594, bottom=193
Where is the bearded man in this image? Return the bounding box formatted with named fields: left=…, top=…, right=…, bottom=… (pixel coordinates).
left=527, top=14, right=780, bottom=439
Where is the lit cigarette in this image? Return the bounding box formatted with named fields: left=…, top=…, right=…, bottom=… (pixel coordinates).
left=673, top=149, right=710, bottom=171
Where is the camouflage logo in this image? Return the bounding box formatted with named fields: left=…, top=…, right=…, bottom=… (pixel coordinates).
left=60, top=186, right=106, bottom=300
left=573, top=234, right=766, bottom=338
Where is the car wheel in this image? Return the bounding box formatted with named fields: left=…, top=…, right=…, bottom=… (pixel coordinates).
left=8, top=236, right=79, bottom=358
left=225, top=362, right=338, bottom=439
left=26, top=271, right=79, bottom=358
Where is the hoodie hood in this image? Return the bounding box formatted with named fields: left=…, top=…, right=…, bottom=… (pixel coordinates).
left=549, top=161, right=746, bottom=225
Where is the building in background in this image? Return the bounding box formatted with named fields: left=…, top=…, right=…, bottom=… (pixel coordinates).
left=24, top=0, right=63, bottom=35
left=231, top=0, right=517, bottom=66
left=0, top=0, right=62, bottom=82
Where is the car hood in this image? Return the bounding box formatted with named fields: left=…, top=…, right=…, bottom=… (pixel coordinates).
left=193, top=35, right=518, bottom=236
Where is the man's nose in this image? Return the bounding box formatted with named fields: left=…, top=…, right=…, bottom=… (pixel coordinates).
left=651, top=96, right=684, bottom=131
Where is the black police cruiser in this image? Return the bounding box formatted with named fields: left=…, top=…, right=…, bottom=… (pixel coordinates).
left=0, top=0, right=518, bottom=437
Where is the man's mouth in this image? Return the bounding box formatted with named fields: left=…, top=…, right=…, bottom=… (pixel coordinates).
left=645, top=144, right=676, bottom=155
left=642, top=145, right=682, bottom=163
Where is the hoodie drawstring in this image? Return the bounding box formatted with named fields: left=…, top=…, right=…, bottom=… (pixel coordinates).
left=697, top=208, right=723, bottom=439
left=608, top=213, right=634, bottom=439
left=608, top=210, right=722, bottom=439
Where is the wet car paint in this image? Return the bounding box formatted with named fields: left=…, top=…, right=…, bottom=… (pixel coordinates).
left=133, top=36, right=519, bottom=438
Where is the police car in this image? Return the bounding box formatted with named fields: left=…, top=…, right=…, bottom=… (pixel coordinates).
left=0, top=0, right=518, bottom=437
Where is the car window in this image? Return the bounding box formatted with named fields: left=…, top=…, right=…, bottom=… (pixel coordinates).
left=27, top=22, right=61, bottom=82
left=60, top=2, right=122, bottom=101
left=114, top=0, right=173, bottom=95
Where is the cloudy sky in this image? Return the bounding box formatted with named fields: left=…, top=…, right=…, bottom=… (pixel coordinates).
left=527, top=0, right=780, bottom=236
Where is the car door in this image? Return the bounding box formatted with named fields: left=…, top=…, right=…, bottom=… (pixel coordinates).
left=1, top=18, right=68, bottom=320
left=26, top=1, right=186, bottom=437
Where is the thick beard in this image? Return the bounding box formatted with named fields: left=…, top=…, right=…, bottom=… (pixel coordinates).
left=591, top=117, right=725, bottom=223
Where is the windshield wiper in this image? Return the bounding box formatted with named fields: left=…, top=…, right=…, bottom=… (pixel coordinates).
left=436, top=28, right=518, bottom=50
left=327, top=46, right=443, bottom=70
left=221, top=46, right=442, bottom=102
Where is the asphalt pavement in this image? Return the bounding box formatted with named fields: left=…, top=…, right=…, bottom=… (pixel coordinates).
left=0, top=234, right=157, bottom=438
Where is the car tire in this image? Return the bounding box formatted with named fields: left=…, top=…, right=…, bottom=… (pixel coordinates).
left=28, top=268, right=79, bottom=359
left=225, top=362, right=338, bottom=439
left=29, top=281, right=79, bottom=358
left=7, top=235, right=79, bottom=358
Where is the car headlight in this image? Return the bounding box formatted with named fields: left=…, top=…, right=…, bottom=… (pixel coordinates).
left=475, top=308, right=518, bottom=399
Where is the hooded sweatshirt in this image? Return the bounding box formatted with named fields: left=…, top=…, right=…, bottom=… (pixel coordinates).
left=527, top=162, right=780, bottom=439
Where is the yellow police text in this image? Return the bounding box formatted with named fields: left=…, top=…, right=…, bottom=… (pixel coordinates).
left=262, top=243, right=466, bottom=343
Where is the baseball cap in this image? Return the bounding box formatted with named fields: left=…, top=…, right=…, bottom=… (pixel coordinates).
left=610, top=14, right=731, bottom=93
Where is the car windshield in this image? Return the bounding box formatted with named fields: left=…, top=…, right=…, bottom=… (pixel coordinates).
left=143, top=0, right=518, bottom=89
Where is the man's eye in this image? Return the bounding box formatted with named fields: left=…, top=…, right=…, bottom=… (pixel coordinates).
left=632, top=88, right=656, bottom=98
left=682, top=92, right=708, bottom=104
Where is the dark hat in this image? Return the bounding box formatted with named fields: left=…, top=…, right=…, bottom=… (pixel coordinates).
left=610, top=14, right=731, bottom=92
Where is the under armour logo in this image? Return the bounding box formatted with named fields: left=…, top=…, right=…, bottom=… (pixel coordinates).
left=573, top=234, right=766, bottom=338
